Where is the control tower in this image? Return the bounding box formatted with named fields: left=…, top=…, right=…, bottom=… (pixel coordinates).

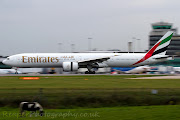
left=150, top=22, right=179, bottom=55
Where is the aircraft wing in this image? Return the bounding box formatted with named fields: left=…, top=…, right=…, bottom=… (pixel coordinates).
left=78, top=55, right=117, bottom=64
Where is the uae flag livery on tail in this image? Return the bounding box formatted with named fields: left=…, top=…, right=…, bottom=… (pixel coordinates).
left=133, top=31, right=173, bottom=66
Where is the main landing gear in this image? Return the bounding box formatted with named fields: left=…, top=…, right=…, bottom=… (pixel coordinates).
left=85, top=64, right=96, bottom=74
left=85, top=71, right=95, bottom=74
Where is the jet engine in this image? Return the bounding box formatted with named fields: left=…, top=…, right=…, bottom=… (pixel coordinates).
left=62, top=62, right=79, bottom=72
left=92, top=63, right=108, bottom=68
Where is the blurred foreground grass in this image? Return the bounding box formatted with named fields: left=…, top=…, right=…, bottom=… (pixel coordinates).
left=0, top=105, right=180, bottom=120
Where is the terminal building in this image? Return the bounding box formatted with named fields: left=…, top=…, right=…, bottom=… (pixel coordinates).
left=149, top=22, right=180, bottom=67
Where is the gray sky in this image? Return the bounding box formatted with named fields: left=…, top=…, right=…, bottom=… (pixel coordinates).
left=0, top=0, right=180, bottom=55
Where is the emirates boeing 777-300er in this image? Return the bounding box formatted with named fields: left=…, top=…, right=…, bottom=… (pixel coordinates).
left=3, top=31, right=173, bottom=74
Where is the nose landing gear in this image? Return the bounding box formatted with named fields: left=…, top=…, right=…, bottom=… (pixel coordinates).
left=13, top=67, right=18, bottom=74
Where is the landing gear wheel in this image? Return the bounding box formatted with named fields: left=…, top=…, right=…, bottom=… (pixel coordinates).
left=15, top=69, right=18, bottom=74
left=85, top=71, right=89, bottom=74
left=91, top=71, right=95, bottom=74
left=85, top=71, right=95, bottom=74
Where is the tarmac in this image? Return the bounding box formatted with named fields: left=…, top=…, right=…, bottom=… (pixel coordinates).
left=0, top=74, right=180, bottom=79
left=0, top=74, right=120, bottom=76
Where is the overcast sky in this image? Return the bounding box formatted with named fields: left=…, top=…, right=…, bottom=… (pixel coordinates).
left=0, top=0, right=180, bottom=55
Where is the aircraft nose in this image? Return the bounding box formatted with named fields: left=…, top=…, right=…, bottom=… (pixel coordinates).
left=2, top=59, right=7, bottom=65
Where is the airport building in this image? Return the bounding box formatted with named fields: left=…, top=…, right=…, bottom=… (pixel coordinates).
left=149, top=22, right=180, bottom=67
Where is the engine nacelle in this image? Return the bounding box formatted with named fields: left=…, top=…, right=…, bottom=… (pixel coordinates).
left=92, top=63, right=108, bottom=68
left=62, top=62, right=79, bottom=72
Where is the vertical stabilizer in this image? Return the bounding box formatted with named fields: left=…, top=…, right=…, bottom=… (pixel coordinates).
left=133, top=31, right=173, bottom=65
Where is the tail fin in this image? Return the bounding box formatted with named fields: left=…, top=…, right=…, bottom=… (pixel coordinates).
left=148, top=31, right=173, bottom=56
left=133, top=31, right=173, bottom=65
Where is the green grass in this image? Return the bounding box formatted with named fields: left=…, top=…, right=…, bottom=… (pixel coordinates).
left=0, top=75, right=180, bottom=119
left=0, top=75, right=179, bottom=89
left=0, top=75, right=180, bottom=108
left=0, top=105, right=180, bottom=120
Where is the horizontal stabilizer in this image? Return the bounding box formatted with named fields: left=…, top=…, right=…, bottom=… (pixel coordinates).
left=154, top=55, right=174, bottom=60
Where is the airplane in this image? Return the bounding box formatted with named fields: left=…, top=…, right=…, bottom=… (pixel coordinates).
left=173, top=67, right=180, bottom=74
left=0, top=69, right=22, bottom=74
left=120, top=66, right=150, bottom=74
left=111, top=66, right=155, bottom=74
left=2, top=31, right=173, bottom=74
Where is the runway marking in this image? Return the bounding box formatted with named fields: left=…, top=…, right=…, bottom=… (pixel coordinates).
left=19, top=77, right=40, bottom=80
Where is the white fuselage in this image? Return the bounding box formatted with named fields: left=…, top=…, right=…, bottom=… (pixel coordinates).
left=125, top=66, right=150, bottom=74
left=3, top=53, right=165, bottom=68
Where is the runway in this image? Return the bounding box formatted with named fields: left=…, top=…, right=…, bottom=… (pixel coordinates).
left=0, top=74, right=123, bottom=76
left=0, top=74, right=179, bottom=77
